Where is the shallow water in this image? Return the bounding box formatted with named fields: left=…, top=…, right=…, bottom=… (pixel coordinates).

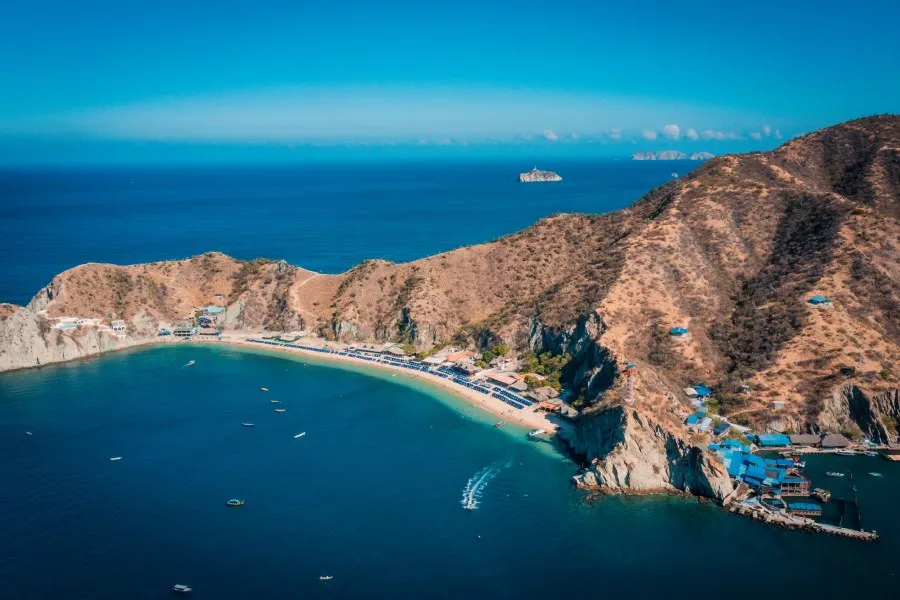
left=2, top=345, right=899, bottom=598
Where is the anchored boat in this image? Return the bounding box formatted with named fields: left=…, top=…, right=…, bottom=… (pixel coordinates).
left=275, top=408, right=286, bottom=413
left=171, top=584, right=193, bottom=594
left=241, top=422, right=255, bottom=428
left=226, top=499, right=245, bottom=507
left=294, top=432, right=306, bottom=439
left=826, top=471, right=845, bottom=477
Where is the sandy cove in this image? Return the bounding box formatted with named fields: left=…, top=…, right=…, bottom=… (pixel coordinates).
left=205, top=334, right=557, bottom=432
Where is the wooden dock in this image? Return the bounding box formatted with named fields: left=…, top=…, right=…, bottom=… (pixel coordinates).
left=728, top=502, right=879, bottom=541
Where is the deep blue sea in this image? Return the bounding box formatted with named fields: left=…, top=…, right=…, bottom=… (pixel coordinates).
left=1, top=345, right=898, bottom=599
left=0, top=160, right=681, bottom=305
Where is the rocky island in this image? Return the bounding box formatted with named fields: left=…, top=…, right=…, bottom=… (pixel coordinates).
left=519, top=167, right=562, bottom=182
left=2, top=116, right=899, bottom=511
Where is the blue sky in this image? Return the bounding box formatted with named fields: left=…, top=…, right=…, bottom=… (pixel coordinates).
left=1, top=0, right=897, bottom=163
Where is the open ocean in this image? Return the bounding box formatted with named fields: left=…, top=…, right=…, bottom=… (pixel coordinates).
left=2, top=162, right=898, bottom=598
left=0, top=160, right=679, bottom=305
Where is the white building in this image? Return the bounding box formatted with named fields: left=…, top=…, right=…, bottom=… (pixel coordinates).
left=110, top=320, right=126, bottom=332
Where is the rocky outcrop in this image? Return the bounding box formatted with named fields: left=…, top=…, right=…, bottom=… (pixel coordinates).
left=563, top=405, right=733, bottom=500
left=0, top=304, right=150, bottom=372
left=817, top=385, right=900, bottom=443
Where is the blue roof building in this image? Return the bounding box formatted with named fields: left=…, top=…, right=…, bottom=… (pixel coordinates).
left=755, top=433, right=791, bottom=447
left=201, top=305, right=226, bottom=315
left=686, top=414, right=701, bottom=425
left=808, top=296, right=830, bottom=305
left=693, top=385, right=712, bottom=397
left=669, top=327, right=689, bottom=336
left=713, top=422, right=731, bottom=436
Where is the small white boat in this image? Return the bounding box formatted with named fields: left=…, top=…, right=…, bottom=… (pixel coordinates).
left=109, top=456, right=122, bottom=461
left=184, top=360, right=195, bottom=367
left=835, top=449, right=855, bottom=456
left=864, top=451, right=878, bottom=457
left=171, top=583, right=193, bottom=594
left=869, top=472, right=884, bottom=477
left=319, top=576, right=333, bottom=581
left=241, top=423, right=255, bottom=428
left=260, top=387, right=269, bottom=392
left=25, top=431, right=33, bottom=436
left=270, top=400, right=280, bottom=404
left=274, top=408, right=286, bottom=413
left=527, top=429, right=546, bottom=439
left=294, top=432, right=306, bottom=439
left=826, top=471, right=845, bottom=477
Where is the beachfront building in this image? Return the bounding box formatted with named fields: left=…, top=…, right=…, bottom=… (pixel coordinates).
left=789, top=434, right=821, bottom=447
left=720, top=450, right=800, bottom=494
left=173, top=324, right=196, bottom=336
left=755, top=433, right=791, bottom=448
left=110, top=320, right=126, bottom=332
left=821, top=433, right=851, bottom=448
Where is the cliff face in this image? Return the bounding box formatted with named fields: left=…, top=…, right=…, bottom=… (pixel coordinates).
left=2, top=116, right=899, bottom=499
left=564, top=405, right=734, bottom=499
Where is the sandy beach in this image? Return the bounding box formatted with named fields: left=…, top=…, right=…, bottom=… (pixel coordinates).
left=208, top=333, right=558, bottom=432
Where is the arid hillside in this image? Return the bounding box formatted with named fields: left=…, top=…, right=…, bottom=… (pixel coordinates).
left=3, top=115, right=899, bottom=441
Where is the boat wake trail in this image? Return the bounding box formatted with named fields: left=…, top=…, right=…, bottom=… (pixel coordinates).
left=461, top=460, right=511, bottom=511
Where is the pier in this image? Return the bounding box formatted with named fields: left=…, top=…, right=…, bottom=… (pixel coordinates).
left=728, top=499, right=878, bottom=541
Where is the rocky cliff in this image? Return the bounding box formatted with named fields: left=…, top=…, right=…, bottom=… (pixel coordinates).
left=2, top=115, right=899, bottom=499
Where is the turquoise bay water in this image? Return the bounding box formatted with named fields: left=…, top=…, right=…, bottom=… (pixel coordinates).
left=2, top=345, right=899, bottom=598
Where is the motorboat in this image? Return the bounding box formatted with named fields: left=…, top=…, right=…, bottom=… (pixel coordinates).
left=864, top=451, right=878, bottom=457
left=225, top=499, right=245, bottom=507
left=260, top=387, right=269, bottom=392
left=869, top=472, right=884, bottom=477
left=826, top=471, right=845, bottom=477
left=294, top=432, right=306, bottom=439
left=109, top=457, right=122, bottom=461
left=241, top=423, right=255, bottom=427
left=319, top=576, right=333, bottom=581
left=835, top=449, right=855, bottom=456
left=270, top=400, right=280, bottom=404
left=527, top=429, right=546, bottom=439
left=185, top=360, right=195, bottom=367
left=25, top=431, right=33, bottom=436
left=171, top=584, right=193, bottom=594
left=275, top=408, right=286, bottom=413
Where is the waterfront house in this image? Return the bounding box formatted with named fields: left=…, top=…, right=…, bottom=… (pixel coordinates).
left=110, top=320, right=126, bottom=332
left=821, top=433, right=851, bottom=448
left=755, top=433, right=791, bottom=448
left=446, top=350, right=475, bottom=363
left=789, top=434, right=821, bottom=447
left=781, top=474, right=811, bottom=496
left=422, top=356, right=446, bottom=366
left=173, top=325, right=196, bottom=337
left=198, top=327, right=220, bottom=336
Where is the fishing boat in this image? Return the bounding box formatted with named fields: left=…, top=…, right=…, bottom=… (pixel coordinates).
left=225, top=499, right=245, bottom=507
left=864, top=451, right=878, bottom=457
left=109, top=456, right=122, bottom=461
left=275, top=408, right=286, bottom=413
left=270, top=399, right=280, bottom=404
left=260, top=387, right=269, bottom=392
left=826, top=471, right=845, bottom=477
left=185, top=360, right=195, bottom=367
left=869, top=472, right=884, bottom=477
left=241, top=422, right=255, bottom=428
left=835, top=449, right=856, bottom=456
left=293, top=432, right=306, bottom=439
left=171, top=584, right=193, bottom=594
left=319, top=576, right=333, bottom=581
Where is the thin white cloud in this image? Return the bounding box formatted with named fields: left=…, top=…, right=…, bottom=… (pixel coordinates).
left=642, top=129, right=658, bottom=140
left=749, top=131, right=762, bottom=140
left=662, top=124, right=681, bottom=140
left=609, top=128, right=622, bottom=140
left=762, top=124, right=772, bottom=136
left=700, top=129, right=742, bottom=141
left=685, top=128, right=698, bottom=140
left=543, top=128, right=559, bottom=142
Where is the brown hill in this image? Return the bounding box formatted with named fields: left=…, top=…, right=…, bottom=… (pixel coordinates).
left=3, top=116, right=899, bottom=451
